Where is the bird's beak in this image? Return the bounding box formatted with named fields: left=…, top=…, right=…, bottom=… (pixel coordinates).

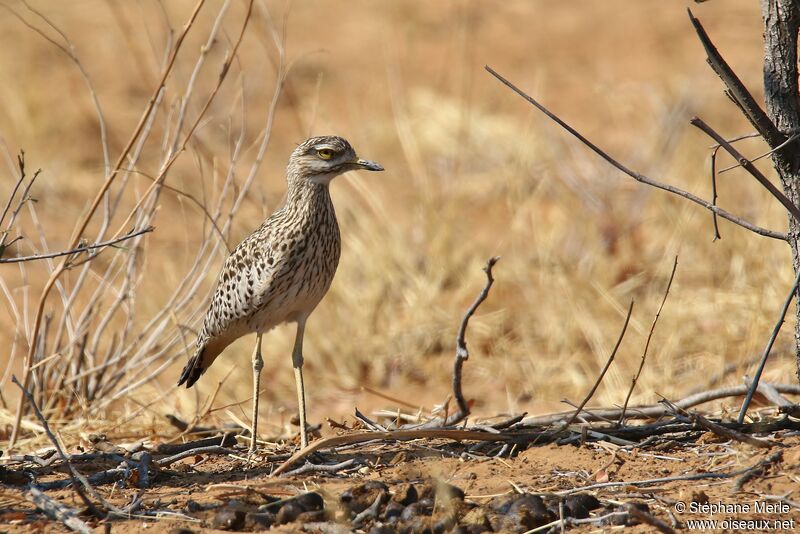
left=353, top=158, right=384, bottom=172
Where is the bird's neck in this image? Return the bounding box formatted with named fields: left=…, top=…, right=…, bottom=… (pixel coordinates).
left=284, top=179, right=335, bottom=222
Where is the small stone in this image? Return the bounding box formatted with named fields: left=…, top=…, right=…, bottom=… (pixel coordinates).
left=275, top=502, right=304, bottom=524
left=358, top=466, right=371, bottom=475
left=508, top=495, right=548, bottom=516
left=211, top=507, right=246, bottom=531
left=383, top=501, right=405, bottom=521
left=300, top=523, right=351, bottom=534
left=432, top=512, right=456, bottom=533
left=400, top=498, right=434, bottom=521
left=293, top=492, right=325, bottom=512
left=453, top=526, right=489, bottom=534
left=369, top=525, right=396, bottom=534
left=244, top=512, right=275, bottom=531
left=460, top=507, right=491, bottom=530
left=295, top=510, right=326, bottom=524
left=341, top=481, right=389, bottom=514
left=434, top=481, right=464, bottom=504
left=392, top=483, right=419, bottom=506
left=564, top=494, right=600, bottom=519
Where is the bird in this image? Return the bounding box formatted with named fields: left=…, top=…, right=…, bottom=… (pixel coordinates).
left=177, top=135, right=383, bottom=451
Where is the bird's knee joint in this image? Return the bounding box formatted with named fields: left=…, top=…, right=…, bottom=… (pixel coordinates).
left=253, top=355, right=264, bottom=372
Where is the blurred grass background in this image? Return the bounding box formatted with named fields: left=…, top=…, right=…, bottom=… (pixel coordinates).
left=0, top=0, right=794, bottom=440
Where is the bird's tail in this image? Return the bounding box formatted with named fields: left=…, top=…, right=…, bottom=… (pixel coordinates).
left=177, top=347, right=206, bottom=388
left=177, top=335, right=231, bottom=388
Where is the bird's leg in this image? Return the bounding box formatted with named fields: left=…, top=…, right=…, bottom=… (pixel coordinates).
left=250, top=333, right=264, bottom=453
left=292, top=318, right=309, bottom=449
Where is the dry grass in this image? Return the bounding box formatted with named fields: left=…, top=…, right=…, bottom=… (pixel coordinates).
left=0, top=0, right=795, bottom=448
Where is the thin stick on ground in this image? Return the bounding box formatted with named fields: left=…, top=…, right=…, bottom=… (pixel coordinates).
left=448, top=256, right=499, bottom=425
left=406, top=257, right=499, bottom=430
left=271, top=428, right=519, bottom=477
left=738, top=268, right=800, bottom=423
left=521, top=382, right=800, bottom=426
left=662, top=397, right=774, bottom=448
left=558, top=300, right=634, bottom=432
left=484, top=65, right=787, bottom=241
left=619, top=257, right=678, bottom=425
left=11, top=376, right=104, bottom=517
left=25, top=487, right=91, bottom=534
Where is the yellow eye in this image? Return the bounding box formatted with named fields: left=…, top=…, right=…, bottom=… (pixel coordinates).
left=317, top=148, right=334, bottom=160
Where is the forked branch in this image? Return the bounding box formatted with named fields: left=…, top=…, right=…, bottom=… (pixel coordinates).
left=687, top=9, right=785, bottom=150
left=0, top=226, right=154, bottom=264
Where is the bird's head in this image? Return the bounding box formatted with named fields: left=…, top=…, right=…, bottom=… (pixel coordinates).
left=288, top=135, right=383, bottom=186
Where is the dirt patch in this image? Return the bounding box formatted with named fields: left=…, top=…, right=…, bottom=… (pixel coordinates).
left=3, top=418, right=800, bottom=533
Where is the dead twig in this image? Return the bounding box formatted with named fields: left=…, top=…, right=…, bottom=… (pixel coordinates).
left=157, top=445, right=238, bottom=467
left=25, top=487, right=91, bottom=534
left=733, top=451, right=783, bottom=492
left=11, top=375, right=104, bottom=516
left=9, top=0, right=209, bottom=450
left=619, top=258, right=678, bottom=424
left=155, top=433, right=238, bottom=455
left=0, top=226, right=153, bottom=264
left=718, top=133, right=800, bottom=174
left=484, top=65, right=787, bottom=241
left=283, top=458, right=357, bottom=477
left=452, top=256, right=499, bottom=420
left=738, top=268, right=800, bottom=422
left=687, top=9, right=785, bottom=149
left=520, top=382, right=800, bottom=426
left=559, top=300, right=634, bottom=432
left=675, top=407, right=775, bottom=449
left=271, top=428, right=520, bottom=476
left=625, top=503, right=676, bottom=534
left=690, top=117, right=800, bottom=221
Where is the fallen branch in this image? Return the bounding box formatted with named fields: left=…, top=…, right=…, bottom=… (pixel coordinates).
left=12, top=376, right=104, bottom=516
left=154, top=433, right=237, bottom=455
left=157, top=445, right=237, bottom=467
left=283, top=458, right=357, bottom=477
left=271, top=428, right=520, bottom=476
left=520, top=382, right=800, bottom=426
left=687, top=411, right=774, bottom=449
left=733, top=451, right=783, bottom=492
left=25, top=487, right=91, bottom=534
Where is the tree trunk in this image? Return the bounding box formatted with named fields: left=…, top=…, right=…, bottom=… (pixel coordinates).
left=761, top=0, right=800, bottom=381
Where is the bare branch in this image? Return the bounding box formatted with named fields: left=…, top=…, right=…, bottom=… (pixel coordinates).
left=690, top=117, right=800, bottom=221
left=9, top=0, right=209, bottom=450
left=559, top=300, right=634, bottom=432
left=484, top=66, right=787, bottom=241
left=453, top=257, right=499, bottom=419
left=718, top=133, right=800, bottom=174
left=0, top=226, right=153, bottom=264
left=688, top=9, right=785, bottom=149
left=738, top=268, right=800, bottom=423
left=619, top=257, right=678, bottom=424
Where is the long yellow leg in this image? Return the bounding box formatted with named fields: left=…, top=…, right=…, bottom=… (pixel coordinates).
left=292, top=318, right=309, bottom=449
left=250, top=333, right=264, bottom=453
